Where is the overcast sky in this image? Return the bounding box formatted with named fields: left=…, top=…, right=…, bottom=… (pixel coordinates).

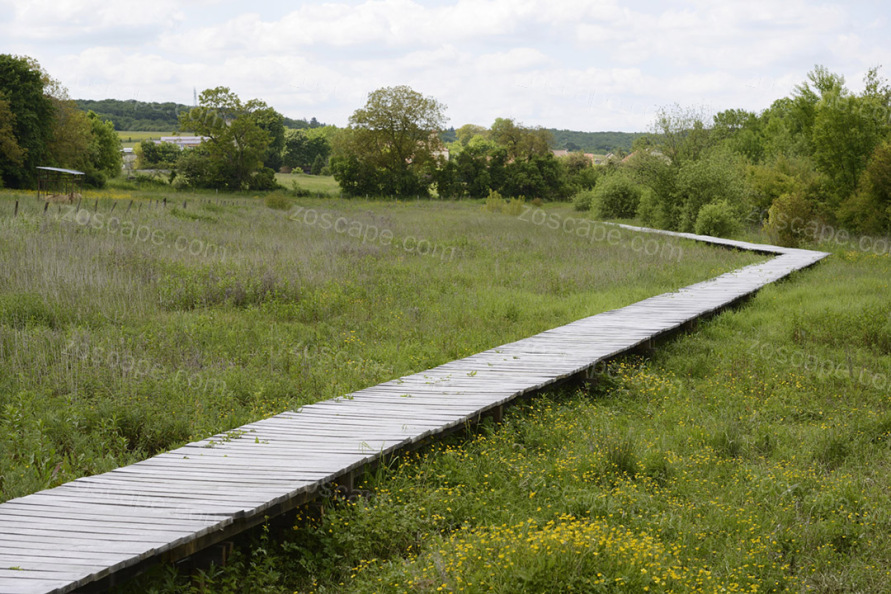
left=1, top=0, right=887, bottom=132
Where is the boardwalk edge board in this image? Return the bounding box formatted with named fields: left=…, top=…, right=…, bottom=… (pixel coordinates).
left=0, top=226, right=829, bottom=594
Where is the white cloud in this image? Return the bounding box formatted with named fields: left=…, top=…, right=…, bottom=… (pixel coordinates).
left=2, top=0, right=888, bottom=131
left=475, top=48, right=551, bottom=73
left=1, top=0, right=185, bottom=42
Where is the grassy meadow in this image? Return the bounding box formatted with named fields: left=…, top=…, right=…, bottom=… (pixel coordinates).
left=122, top=224, right=891, bottom=593
left=275, top=172, right=342, bottom=197
left=3, top=181, right=889, bottom=592
left=0, top=186, right=755, bottom=504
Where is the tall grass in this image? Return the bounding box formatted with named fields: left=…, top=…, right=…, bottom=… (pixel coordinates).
left=123, top=245, right=891, bottom=592
left=0, top=189, right=757, bottom=501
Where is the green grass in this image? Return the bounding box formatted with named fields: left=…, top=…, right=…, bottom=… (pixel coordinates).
left=7, top=184, right=890, bottom=591
left=121, top=244, right=891, bottom=593
left=275, top=172, right=341, bottom=197
left=0, top=189, right=755, bottom=503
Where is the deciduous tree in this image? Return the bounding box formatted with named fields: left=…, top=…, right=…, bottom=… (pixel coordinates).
left=283, top=128, right=331, bottom=171
left=178, top=87, right=272, bottom=190
left=0, top=94, right=24, bottom=183
left=87, top=111, right=122, bottom=179
left=332, top=85, right=446, bottom=197
left=489, top=118, right=551, bottom=161
left=0, top=54, right=54, bottom=187
left=251, top=106, right=285, bottom=171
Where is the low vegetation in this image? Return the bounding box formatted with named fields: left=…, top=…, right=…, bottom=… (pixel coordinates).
left=0, top=187, right=754, bottom=503
left=122, top=228, right=891, bottom=593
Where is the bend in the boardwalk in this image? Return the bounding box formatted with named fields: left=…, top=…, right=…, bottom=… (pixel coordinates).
left=0, top=227, right=829, bottom=594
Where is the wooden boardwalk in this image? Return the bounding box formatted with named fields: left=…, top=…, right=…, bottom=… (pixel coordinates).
left=0, top=228, right=829, bottom=593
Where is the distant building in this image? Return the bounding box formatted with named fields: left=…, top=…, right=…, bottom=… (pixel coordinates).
left=121, top=147, right=137, bottom=171
left=155, top=136, right=207, bottom=149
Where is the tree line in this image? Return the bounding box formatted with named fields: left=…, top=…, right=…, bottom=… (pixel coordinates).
left=5, top=53, right=888, bottom=239
left=606, top=65, right=891, bottom=241
left=0, top=55, right=122, bottom=188
left=440, top=127, right=644, bottom=154
left=74, top=99, right=191, bottom=132
left=549, top=129, right=644, bottom=153
left=134, top=87, right=337, bottom=190
left=134, top=86, right=645, bottom=196
left=330, top=70, right=891, bottom=242
left=329, top=86, right=597, bottom=200
left=73, top=98, right=327, bottom=133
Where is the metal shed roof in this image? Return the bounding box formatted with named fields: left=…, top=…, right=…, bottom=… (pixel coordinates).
left=36, top=166, right=85, bottom=175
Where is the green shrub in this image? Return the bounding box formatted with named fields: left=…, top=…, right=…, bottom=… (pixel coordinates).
left=311, top=154, right=326, bottom=175
left=636, top=187, right=671, bottom=228
left=171, top=174, right=191, bottom=190
left=82, top=167, right=107, bottom=189
left=675, top=149, right=750, bottom=232
left=838, top=140, right=891, bottom=235
left=264, top=191, right=292, bottom=211
left=765, top=192, right=815, bottom=247
left=572, top=165, right=600, bottom=191
left=593, top=174, right=641, bottom=219
left=747, top=156, right=815, bottom=213
left=572, top=189, right=596, bottom=212
left=132, top=173, right=168, bottom=187
left=838, top=190, right=885, bottom=235
left=694, top=200, right=740, bottom=237
left=290, top=181, right=311, bottom=197
left=484, top=190, right=524, bottom=214
left=249, top=167, right=280, bottom=191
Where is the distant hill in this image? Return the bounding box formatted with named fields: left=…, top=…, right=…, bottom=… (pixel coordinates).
left=440, top=126, right=645, bottom=154
left=547, top=129, right=646, bottom=154
left=283, top=116, right=327, bottom=129
left=75, top=98, right=327, bottom=132
left=75, top=99, right=640, bottom=150
left=74, top=99, right=191, bottom=131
